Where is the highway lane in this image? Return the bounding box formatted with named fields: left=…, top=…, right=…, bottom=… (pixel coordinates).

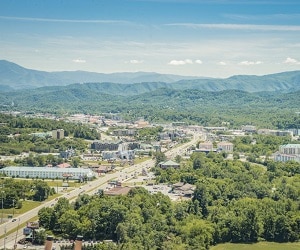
left=0, top=131, right=200, bottom=248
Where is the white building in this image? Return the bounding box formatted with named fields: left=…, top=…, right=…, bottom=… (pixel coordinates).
left=274, top=153, right=300, bottom=162
left=0, top=166, right=95, bottom=180
left=279, top=144, right=300, bottom=155
left=274, top=144, right=300, bottom=162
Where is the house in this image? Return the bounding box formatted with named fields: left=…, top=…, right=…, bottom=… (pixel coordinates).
left=198, top=142, right=213, bottom=151
left=159, top=160, right=180, bottom=169
left=96, top=165, right=113, bottom=174
left=57, top=163, right=71, bottom=168
left=217, top=141, right=234, bottom=152
left=172, top=182, right=196, bottom=197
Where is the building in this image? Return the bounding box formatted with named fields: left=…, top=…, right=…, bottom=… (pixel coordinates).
left=112, top=129, right=137, bottom=137
left=274, top=153, right=300, bottom=162
left=0, top=166, right=95, bottom=180
left=96, top=165, right=113, bottom=175
left=204, top=127, right=227, bottom=132
left=159, top=160, right=180, bottom=169
left=172, top=182, right=195, bottom=197
left=91, top=140, right=122, bottom=151
left=217, top=141, right=234, bottom=152
left=257, top=129, right=293, bottom=137
left=31, top=131, right=52, bottom=138
left=135, top=119, right=150, bottom=128
left=52, top=129, right=64, bottom=139
left=273, top=144, right=300, bottom=162
left=241, top=125, right=256, bottom=133
left=279, top=144, right=300, bottom=155
left=199, top=142, right=213, bottom=151
left=60, top=148, right=76, bottom=159
left=287, top=128, right=300, bottom=136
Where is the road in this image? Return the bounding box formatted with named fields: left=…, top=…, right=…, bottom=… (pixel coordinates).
left=0, top=131, right=200, bottom=249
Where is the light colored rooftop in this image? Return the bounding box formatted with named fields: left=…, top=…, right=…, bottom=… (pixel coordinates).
left=281, top=144, right=300, bottom=148
left=1, top=166, right=93, bottom=173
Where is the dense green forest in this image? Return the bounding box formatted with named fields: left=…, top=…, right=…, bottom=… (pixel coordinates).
left=38, top=151, right=300, bottom=249
left=1, top=86, right=300, bottom=128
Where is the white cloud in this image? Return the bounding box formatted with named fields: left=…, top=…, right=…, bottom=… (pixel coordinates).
left=129, top=59, right=144, bottom=64
left=195, top=59, right=203, bottom=64
left=218, top=61, right=227, bottom=65
left=168, top=59, right=193, bottom=65
left=72, top=59, right=86, bottom=63
left=165, top=23, right=300, bottom=31
left=283, top=57, right=300, bottom=65
left=239, top=60, right=262, bottom=66
left=0, top=15, right=134, bottom=25
left=185, top=59, right=193, bottom=64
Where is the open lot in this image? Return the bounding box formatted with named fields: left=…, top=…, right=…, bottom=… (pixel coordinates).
left=211, top=242, right=300, bottom=250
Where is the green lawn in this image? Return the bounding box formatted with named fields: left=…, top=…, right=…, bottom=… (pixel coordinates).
left=211, top=242, right=300, bottom=250
left=1, top=199, right=53, bottom=218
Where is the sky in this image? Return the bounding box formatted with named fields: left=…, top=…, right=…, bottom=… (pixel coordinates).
left=0, top=0, right=300, bottom=78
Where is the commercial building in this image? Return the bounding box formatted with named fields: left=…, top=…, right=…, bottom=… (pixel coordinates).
left=0, top=166, right=95, bottom=180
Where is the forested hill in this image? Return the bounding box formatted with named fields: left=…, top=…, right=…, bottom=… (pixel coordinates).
left=1, top=85, right=300, bottom=128
left=173, top=70, right=300, bottom=92
left=0, top=60, right=300, bottom=92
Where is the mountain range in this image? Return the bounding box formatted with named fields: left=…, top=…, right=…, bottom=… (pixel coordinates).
left=0, top=60, right=300, bottom=93
left=1, top=60, right=300, bottom=128
left=0, top=60, right=199, bottom=91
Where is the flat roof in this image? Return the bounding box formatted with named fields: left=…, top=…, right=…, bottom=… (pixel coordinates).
left=1, top=166, right=93, bottom=173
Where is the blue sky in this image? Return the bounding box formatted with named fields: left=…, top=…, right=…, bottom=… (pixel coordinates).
left=0, top=0, right=300, bottom=77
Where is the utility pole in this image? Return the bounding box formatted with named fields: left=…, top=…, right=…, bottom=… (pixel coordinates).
left=1, top=190, right=4, bottom=224
left=13, top=199, right=15, bottom=216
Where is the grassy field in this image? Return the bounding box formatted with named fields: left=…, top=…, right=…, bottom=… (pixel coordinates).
left=1, top=197, right=59, bottom=219
left=211, top=242, right=300, bottom=250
